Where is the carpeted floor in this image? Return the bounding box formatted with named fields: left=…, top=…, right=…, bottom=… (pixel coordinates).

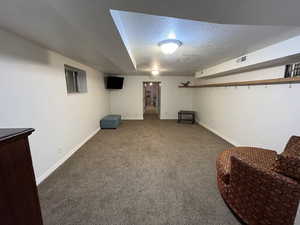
left=38, top=116, right=241, bottom=225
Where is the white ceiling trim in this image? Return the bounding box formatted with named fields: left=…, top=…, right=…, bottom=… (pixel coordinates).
left=110, top=9, right=137, bottom=70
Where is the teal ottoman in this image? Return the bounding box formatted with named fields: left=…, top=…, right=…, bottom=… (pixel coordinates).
left=100, top=115, right=121, bottom=129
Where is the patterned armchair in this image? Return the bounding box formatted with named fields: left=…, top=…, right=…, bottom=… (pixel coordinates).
left=217, top=136, right=300, bottom=225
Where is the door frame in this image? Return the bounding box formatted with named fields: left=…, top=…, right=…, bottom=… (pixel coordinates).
left=143, top=81, right=161, bottom=119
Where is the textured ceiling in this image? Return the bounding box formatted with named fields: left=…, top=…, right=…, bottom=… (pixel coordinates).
left=1, top=0, right=300, bottom=76
left=112, top=10, right=300, bottom=75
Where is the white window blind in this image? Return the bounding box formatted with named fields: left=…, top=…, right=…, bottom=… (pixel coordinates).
left=64, top=65, right=87, bottom=94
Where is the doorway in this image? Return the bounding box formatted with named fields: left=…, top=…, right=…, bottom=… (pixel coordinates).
left=143, top=82, right=161, bottom=120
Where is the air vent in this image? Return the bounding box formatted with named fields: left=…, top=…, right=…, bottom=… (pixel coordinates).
left=236, top=56, right=247, bottom=63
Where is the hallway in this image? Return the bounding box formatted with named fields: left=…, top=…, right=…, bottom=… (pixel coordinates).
left=143, top=82, right=160, bottom=119
left=144, top=105, right=159, bottom=120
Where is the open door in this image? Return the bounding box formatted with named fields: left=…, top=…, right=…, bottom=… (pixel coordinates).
left=143, top=82, right=161, bottom=119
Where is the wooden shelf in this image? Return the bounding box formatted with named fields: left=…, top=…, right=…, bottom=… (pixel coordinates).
left=179, top=77, right=300, bottom=88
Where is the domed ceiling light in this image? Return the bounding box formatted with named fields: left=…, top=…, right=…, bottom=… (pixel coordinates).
left=158, top=39, right=182, bottom=55
left=151, top=70, right=160, bottom=76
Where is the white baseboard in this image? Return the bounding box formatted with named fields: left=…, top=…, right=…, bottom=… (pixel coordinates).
left=36, top=127, right=100, bottom=185
left=196, top=120, right=238, bottom=146
left=160, top=114, right=177, bottom=120
left=122, top=117, right=143, bottom=120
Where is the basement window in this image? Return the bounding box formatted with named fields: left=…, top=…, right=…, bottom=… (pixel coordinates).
left=64, top=65, right=87, bottom=93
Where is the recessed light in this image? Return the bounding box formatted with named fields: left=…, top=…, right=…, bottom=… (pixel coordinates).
left=150, top=82, right=153, bottom=86
left=158, top=39, right=182, bottom=55
left=151, top=70, right=160, bottom=76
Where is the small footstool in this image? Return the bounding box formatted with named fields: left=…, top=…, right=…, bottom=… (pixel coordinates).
left=100, top=115, right=121, bottom=129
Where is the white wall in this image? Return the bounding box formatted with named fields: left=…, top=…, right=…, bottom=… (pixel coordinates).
left=196, top=35, right=300, bottom=78
left=109, top=76, right=195, bottom=119
left=194, top=64, right=300, bottom=224
left=0, top=29, right=109, bottom=184
left=194, top=65, right=300, bottom=153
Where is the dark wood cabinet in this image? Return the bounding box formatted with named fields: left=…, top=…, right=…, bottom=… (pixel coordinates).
left=0, top=128, right=43, bottom=225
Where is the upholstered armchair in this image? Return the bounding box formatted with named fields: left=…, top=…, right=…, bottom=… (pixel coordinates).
left=217, top=137, right=300, bottom=225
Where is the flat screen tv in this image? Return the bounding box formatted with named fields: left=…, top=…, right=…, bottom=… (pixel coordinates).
left=106, top=76, right=124, bottom=89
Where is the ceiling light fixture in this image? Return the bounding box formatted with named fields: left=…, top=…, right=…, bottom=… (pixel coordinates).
left=158, top=39, right=182, bottom=55
left=151, top=70, right=160, bottom=76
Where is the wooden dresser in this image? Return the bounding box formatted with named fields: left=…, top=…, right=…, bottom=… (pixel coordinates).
left=0, top=128, right=43, bottom=225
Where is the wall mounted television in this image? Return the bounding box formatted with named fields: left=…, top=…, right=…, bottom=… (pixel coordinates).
left=106, top=76, right=124, bottom=89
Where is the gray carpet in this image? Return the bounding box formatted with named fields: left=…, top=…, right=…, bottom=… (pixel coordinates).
left=38, top=116, right=241, bottom=225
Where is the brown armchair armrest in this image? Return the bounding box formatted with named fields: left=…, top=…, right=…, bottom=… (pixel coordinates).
left=229, top=153, right=300, bottom=225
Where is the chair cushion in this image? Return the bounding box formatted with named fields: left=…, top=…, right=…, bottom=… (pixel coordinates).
left=103, top=115, right=121, bottom=121
left=217, top=147, right=277, bottom=185
left=272, top=136, right=300, bottom=180
left=233, top=147, right=277, bottom=171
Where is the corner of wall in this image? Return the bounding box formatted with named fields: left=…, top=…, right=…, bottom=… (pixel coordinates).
left=36, top=127, right=100, bottom=185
